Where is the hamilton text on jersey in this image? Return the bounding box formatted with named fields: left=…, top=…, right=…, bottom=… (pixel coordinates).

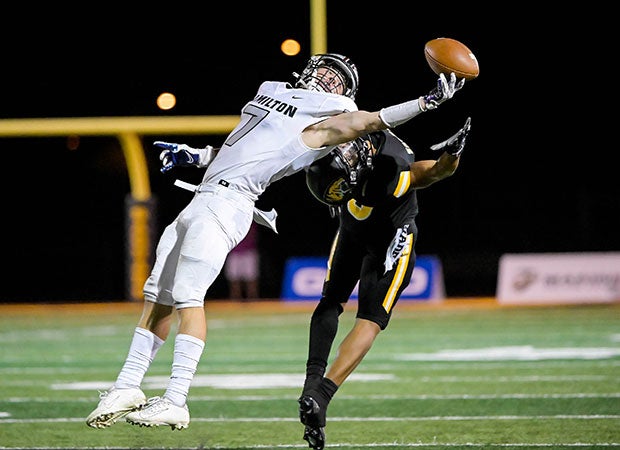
left=253, top=94, right=298, bottom=117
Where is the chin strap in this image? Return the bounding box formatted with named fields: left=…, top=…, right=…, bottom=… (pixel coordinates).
left=292, top=72, right=309, bottom=89
left=329, top=205, right=341, bottom=218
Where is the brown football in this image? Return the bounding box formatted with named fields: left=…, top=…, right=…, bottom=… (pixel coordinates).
left=424, top=38, right=479, bottom=80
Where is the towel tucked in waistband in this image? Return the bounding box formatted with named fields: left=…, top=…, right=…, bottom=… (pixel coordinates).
left=173, top=179, right=278, bottom=234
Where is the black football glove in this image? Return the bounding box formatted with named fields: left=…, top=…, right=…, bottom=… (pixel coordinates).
left=430, top=117, right=471, bottom=157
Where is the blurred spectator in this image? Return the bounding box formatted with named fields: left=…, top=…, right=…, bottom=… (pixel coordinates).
left=224, top=221, right=260, bottom=300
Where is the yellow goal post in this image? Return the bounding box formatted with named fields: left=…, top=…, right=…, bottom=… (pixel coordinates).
left=0, top=116, right=239, bottom=301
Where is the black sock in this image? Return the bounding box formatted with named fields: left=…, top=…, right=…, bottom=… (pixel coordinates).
left=302, top=301, right=343, bottom=397
left=319, top=377, right=339, bottom=403
left=304, top=377, right=338, bottom=428
left=307, top=377, right=339, bottom=408
left=303, top=374, right=323, bottom=395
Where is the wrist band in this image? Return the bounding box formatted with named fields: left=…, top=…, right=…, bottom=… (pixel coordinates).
left=379, top=98, right=424, bottom=128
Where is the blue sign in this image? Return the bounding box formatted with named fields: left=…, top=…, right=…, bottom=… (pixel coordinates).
left=281, top=255, right=444, bottom=301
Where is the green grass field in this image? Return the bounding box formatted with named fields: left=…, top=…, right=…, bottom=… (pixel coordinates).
left=1, top=300, right=618, bottom=449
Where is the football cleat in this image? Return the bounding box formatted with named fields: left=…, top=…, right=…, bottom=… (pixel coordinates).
left=298, top=395, right=325, bottom=427
left=125, top=396, right=190, bottom=430
left=86, top=386, right=147, bottom=429
left=299, top=395, right=326, bottom=449
left=303, top=424, right=326, bottom=450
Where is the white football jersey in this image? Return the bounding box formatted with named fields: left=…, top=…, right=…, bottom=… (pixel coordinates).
left=200, top=81, right=358, bottom=201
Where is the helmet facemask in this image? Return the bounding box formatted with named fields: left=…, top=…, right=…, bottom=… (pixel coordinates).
left=294, top=53, right=359, bottom=99
left=334, top=138, right=372, bottom=187
left=306, top=137, right=374, bottom=207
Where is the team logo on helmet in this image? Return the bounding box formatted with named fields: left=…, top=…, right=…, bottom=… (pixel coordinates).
left=306, top=137, right=374, bottom=207
left=325, top=177, right=351, bottom=204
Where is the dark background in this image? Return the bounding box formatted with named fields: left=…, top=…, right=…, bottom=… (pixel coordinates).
left=2, top=3, right=617, bottom=302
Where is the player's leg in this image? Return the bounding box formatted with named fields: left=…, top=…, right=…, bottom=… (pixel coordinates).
left=299, top=231, right=361, bottom=449
left=301, top=236, right=415, bottom=448
left=324, top=318, right=381, bottom=384
left=86, top=221, right=181, bottom=429
left=326, top=231, right=416, bottom=380
left=299, top=297, right=344, bottom=450
left=125, top=307, right=204, bottom=431
left=127, top=193, right=252, bottom=430
left=86, top=303, right=175, bottom=427
left=301, top=230, right=361, bottom=396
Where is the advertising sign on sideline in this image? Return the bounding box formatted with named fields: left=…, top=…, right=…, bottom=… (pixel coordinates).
left=281, top=255, right=445, bottom=302
left=497, top=252, right=620, bottom=305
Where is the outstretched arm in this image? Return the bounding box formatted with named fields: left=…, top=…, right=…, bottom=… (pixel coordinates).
left=409, top=153, right=460, bottom=189
left=302, top=73, right=465, bottom=148
left=410, top=117, right=472, bottom=189
left=380, top=72, right=465, bottom=127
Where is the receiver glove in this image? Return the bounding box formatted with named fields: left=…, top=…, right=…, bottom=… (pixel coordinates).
left=430, top=117, right=471, bottom=157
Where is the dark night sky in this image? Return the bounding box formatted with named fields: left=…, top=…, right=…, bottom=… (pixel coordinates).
left=2, top=3, right=618, bottom=302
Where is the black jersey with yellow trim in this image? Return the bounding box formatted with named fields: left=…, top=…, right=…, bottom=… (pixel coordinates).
left=340, top=129, right=418, bottom=241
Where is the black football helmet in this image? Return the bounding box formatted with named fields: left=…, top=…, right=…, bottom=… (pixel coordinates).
left=306, top=137, right=373, bottom=206
left=294, top=53, right=359, bottom=99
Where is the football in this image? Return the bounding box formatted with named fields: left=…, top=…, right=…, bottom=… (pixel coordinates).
left=424, top=38, right=479, bottom=80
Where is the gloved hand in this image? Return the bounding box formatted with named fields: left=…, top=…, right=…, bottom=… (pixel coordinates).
left=430, top=117, right=471, bottom=157
left=422, top=72, right=465, bottom=110
left=154, top=141, right=214, bottom=173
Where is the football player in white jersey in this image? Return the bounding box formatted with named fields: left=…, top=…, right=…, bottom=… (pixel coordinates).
left=86, top=53, right=465, bottom=431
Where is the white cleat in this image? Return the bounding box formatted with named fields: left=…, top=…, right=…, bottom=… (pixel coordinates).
left=86, top=387, right=147, bottom=429
left=125, top=396, right=190, bottom=430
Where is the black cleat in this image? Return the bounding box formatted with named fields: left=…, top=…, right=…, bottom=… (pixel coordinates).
left=298, top=395, right=323, bottom=427
left=299, top=395, right=326, bottom=449
left=303, top=424, right=325, bottom=450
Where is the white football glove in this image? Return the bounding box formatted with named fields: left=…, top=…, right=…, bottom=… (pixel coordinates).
left=422, top=72, right=465, bottom=110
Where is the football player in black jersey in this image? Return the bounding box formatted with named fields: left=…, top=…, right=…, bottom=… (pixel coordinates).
left=299, top=117, right=471, bottom=450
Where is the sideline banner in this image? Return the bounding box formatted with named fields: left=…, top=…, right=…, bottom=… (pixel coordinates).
left=281, top=255, right=445, bottom=302
left=497, top=252, right=620, bottom=305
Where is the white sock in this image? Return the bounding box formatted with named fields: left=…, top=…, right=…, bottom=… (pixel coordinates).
left=114, top=327, right=164, bottom=389
left=164, top=334, right=205, bottom=407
